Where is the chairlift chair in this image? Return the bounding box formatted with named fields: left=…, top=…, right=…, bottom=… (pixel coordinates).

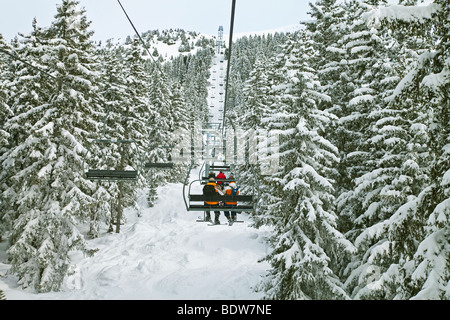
left=84, top=138, right=141, bottom=182
left=144, top=144, right=175, bottom=169
left=183, top=162, right=259, bottom=216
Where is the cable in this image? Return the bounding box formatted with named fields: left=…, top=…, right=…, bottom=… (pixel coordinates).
left=116, top=0, right=163, bottom=74
left=0, top=48, right=58, bottom=81
left=222, top=0, right=237, bottom=137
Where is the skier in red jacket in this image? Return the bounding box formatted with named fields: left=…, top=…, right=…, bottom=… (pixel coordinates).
left=216, top=171, right=226, bottom=186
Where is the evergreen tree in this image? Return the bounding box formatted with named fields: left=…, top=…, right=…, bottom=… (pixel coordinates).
left=3, top=0, right=100, bottom=292
left=257, top=31, right=355, bottom=299
left=183, top=51, right=212, bottom=161
left=346, top=0, right=449, bottom=299
left=0, top=34, right=14, bottom=241
left=88, top=40, right=130, bottom=236
left=236, top=52, right=283, bottom=227
left=104, top=38, right=151, bottom=218
left=146, top=64, right=174, bottom=206
left=0, top=34, right=13, bottom=148
left=237, top=55, right=271, bottom=131
left=304, top=0, right=349, bottom=204
left=0, top=21, right=54, bottom=243
left=165, top=79, right=190, bottom=183
left=385, top=0, right=449, bottom=300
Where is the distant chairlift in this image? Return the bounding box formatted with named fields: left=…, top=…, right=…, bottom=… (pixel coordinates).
left=144, top=144, right=175, bottom=169
left=84, top=138, right=141, bottom=182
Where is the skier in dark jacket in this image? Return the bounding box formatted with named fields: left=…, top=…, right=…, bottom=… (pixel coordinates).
left=203, top=177, right=224, bottom=224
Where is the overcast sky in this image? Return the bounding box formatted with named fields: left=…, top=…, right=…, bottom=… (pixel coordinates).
left=0, top=0, right=313, bottom=42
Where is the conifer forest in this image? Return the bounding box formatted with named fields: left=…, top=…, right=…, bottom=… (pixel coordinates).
left=0, top=0, right=448, bottom=300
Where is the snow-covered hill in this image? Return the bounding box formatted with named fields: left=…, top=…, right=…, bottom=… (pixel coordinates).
left=122, top=25, right=302, bottom=62
left=0, top=168, right=271, bottom=300
left=141, top=29, right=215, bottom=62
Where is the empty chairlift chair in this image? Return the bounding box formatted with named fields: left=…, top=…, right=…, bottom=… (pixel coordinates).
left=144, top=145, right=176, bottom=169
left=84, top=138, right=141, bottom=182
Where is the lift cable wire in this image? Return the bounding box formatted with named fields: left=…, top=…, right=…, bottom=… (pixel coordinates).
left=116, top=0, right=164, bottom=75
left=222, top=0, right=237, bottom=137
left=0, top=47, right=58, bottom=82
left=1, top=2, right=162, bottom=80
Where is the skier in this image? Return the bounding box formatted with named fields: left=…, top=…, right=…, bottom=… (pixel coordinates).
left=216, top=170, right=226, bottom=186
left=203, top=177, right=224, bottom=224
left=223, top=182, right=239, bottom=224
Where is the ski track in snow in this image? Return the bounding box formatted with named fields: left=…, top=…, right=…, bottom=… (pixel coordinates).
left=0, top=170, right=271, bottom=300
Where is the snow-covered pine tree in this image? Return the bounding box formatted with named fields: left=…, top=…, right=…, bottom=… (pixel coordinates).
left=232, top=33, right=291, bottom=227
left=3, top=0, right=101, bottom=292
left=331, top=0, right=385, bottom=235
left=238, top=55, right=272, bottom=131
left=101, top=37, right=150, bottom=218
left=317, top=0, right=431, bottom=298
left=0, top=34, right=13, bottom=149
left=0, top=34, right=15, bottom=241
left=304, top=0, right=348, bottom=115
left=304, top=0, right=357, bottom=248
left=349, top=0, right=449, bottom=299
left=164, top=79, right=190, bottom=183
left=147, top=64, right=174, bottom=161
left=385, top=0, right=449, bottom=300
left=120, top=37, right=151, bottom=152
left=85, top=39, right=134, bottom=236
left=236, top=53, right=281, bottom=228
left=145, top=63, right=175, bottom=206
left=147, top=70, right=191, bottom=203
left=0, top=20, right=55, bottom=244
left=416, top=0, right=450, bottom=298
left=257, top=31, right=355, bottom=299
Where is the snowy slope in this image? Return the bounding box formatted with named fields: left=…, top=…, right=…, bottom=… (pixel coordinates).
left=0, top=168, right=271, bottom=300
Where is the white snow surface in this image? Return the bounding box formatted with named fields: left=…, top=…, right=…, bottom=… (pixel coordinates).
left=0, top=169, right=271, bottom=300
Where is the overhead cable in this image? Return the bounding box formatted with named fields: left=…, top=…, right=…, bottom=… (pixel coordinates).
left=116, top=0, right=163, bottom=74
left=222, top=0, right=237, bottom=136
left=0, top=47, right=58, bottom=81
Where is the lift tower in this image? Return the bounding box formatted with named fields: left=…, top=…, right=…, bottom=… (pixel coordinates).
left=216, top=26, right=225, bottom=54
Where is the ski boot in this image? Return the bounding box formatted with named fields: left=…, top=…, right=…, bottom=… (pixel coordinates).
left=214, top=212, right=221, bottom=225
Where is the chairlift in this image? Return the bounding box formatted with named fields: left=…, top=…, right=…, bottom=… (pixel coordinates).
left=84, top=138, right=141, bottom=182
left=144, top=144, right=175, bottom=169
left=210, top=165, right=231, bottom=171
left=183, top=162, right=259, bottom=216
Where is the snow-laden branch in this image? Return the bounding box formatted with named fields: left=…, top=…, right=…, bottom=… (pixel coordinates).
left=385, top=51, right=438, bottom=102
left=362, top=3, right=441, bottom=29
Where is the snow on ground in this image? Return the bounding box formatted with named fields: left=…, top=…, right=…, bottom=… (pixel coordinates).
left=0, top=168, right=272, bottom=300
